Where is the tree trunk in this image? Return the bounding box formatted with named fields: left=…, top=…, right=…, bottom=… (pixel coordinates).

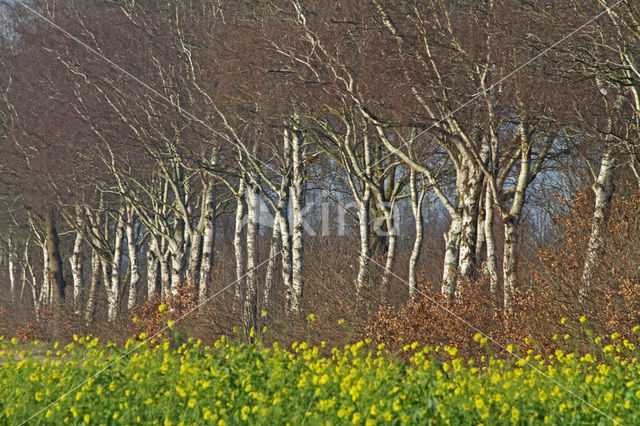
left=108, top=209, right=125, bottom=322
left=263, top=214, right=280, bottom=312
left=7, top=237, right=15, bottom=302
left=484, top=186, right=499, bottom=301
left=379, top=207, right=397, bottom=299
left=160, top=250, right=171, bottom=300
left=85, top=248, right=100, bottom=325
left=70, top=232, right=83, bottom=313
left=408, top=169, right=424, bottom=299
left=198, top=184, right=215, bottom=303
left=502, top=218, right=518, bottom=314
left=502, top=124, right=532, bottom=314
left=45, top=209, right=66, bottom=338
left=441, top=216, right=461, bottom=298
left=457, top=158, right=482, bottom=281
left=290, top=128, right=305, bottom=314
left=187, top=228, right=203, bottom=289
left=198, top=185, right=216, bottom=303
left=356, top=190, right=371, bottom=295
left=126, top=210, right=140, bottom=311
left=280, top=208, right=293, bottom=311
left=46, top=209, right=66, bottom=309
left=39, top=243, right=51, bottom=307
left=244, top=183, right=259, bottom=337
left=169, top=242, right=186, bottom=297
left=147, top=237, right=160, bottom=301
left=580, top=147, right=615, bottom=301
left=233, top=179, right=246, bottom=305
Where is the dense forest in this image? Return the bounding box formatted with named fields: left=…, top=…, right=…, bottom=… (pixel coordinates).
left=1, top=0, right=639, bottom=350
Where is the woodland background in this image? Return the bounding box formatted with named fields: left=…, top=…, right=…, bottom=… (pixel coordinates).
left=1, top=0, right=640, bottom=352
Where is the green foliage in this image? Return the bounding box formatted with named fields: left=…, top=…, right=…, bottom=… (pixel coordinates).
left=0, top=330, right=639, bottom=425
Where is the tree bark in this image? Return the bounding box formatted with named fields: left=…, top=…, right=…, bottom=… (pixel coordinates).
left=580, top=147, right=615, bottom=301
left=85, top=248, right=100, bottom=325
left=457, top=157, right=482, bottom=281
left=502, top=124, right=532, bottom=314
left=356, top=190, right=371, bottom=295
left=7, top=236, right=15, bottom=302
left=198, top=184, right=216, bottom=303
left=107, top=209, right=125, bottom=322
left=147, top=236, right=160, bottom=301
left=70, top=232, right=83, bottom=313
left=243, top=182, right=259, bottom=336
left=46, top=209, right=66, bottom=309
left=233, top=178, right=246, bottom=305
left=39, top=242, right=51, bottom=307
left=160, top=249, right=171, bottom=300
left=263, top=214, right=280, bottom=312
left=126, top=209, right=140, bottom=310
left=484, top=186, right=499, bottom=301
left=379, top=205, right=397, bottom=299
left=441, top=216, right=461, bottom=298
left=290, top=128, right=305, bottom=313
left=408, top=169, right=425, bottom=299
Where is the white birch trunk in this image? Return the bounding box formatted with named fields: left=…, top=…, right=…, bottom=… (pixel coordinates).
left=380, top=207, right=397, bottom=299
left=85, top=248, right=100, bottom=325
left=244, top=183, right=259, bottom=334
left=70, top=232, right=83, bottom=313
left=503, top=125, right=532, bottom=314
left=484, top=186, right=499, bottom=300
left=356, top=191, right=371, bottom=295
left=280, top=208, right=293, bottom=310
left=7, top=237, right=15, bottom=302
left=476, top=194, right=486, bottom=265
left=290, top=129, right=305, bottom=313
left=502, top=220, right=518, bottom=314
left=187, top=229, right=203, bottom=288
left=146, top=237, right=160, bottom=301
left=457, top=158, right=482, bottom=280
left=160, top=250, right=171, bottom=300
left=170, top=250, right=183, bottom=297
left=408, top=169, right=424, bottom=299
left=126, top=211, right=140, bottom=311
left=199, top=188, right=216, bottom=303
left=233, top=179, right=246, bottom=305
left=263, top=214, right=280, bottom=311
left=441, top=216, right=461, bottom=298
left=580, top=147, right=616, bottom=301
left=39, top=244, right=51, bottom=307
left=108, top=210, right=125, bottom=322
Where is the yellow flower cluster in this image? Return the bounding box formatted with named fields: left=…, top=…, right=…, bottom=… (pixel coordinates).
left=0, top=326, right=639, bottom=424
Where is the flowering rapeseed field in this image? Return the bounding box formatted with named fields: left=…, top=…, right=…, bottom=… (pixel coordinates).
left=1, top=327, right=640, bottom=424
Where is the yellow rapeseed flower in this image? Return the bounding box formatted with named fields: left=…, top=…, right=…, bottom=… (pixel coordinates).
left=158, top=304, right=168, bottom=313
left=579, top=316, right=586, bottom=323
